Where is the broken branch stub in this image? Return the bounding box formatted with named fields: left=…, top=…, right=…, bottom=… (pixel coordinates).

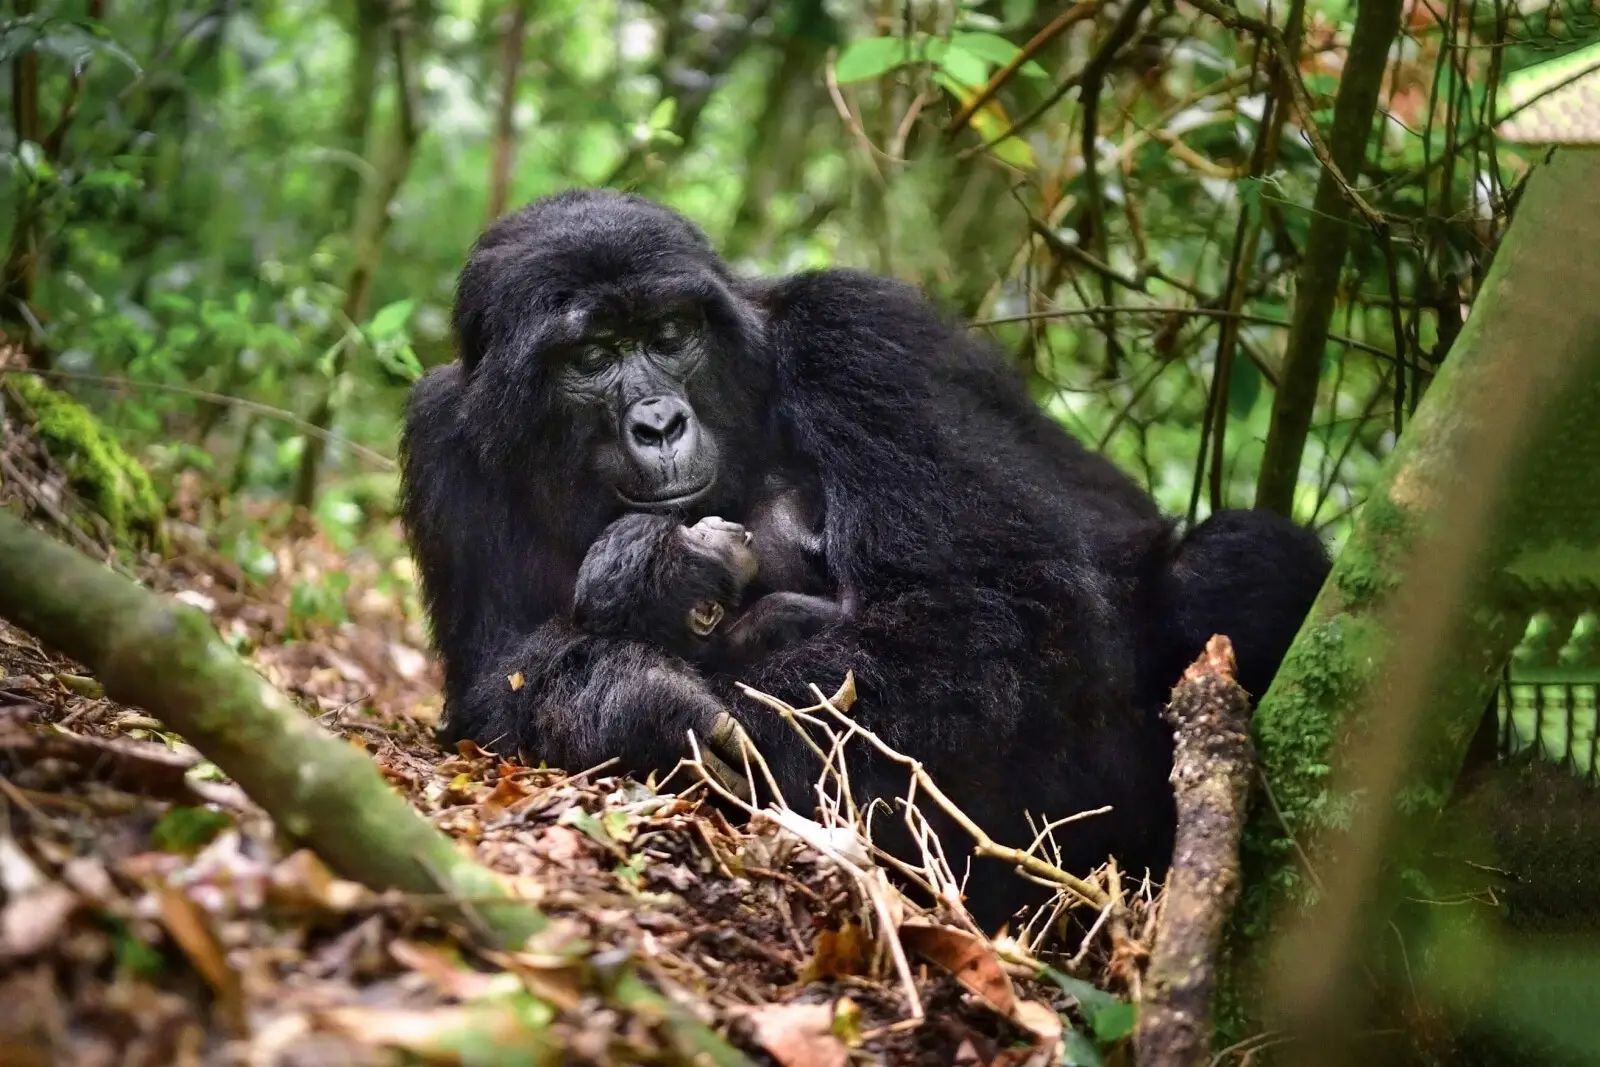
left=1136, top=635, right=1254, bottom=1067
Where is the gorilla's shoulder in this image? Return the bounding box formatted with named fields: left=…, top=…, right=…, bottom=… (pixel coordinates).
left=406, top=363, right=464, bottom=422
left=758, top=269, right=941, bottom=323
left=754, top=269, right=963, bottom=379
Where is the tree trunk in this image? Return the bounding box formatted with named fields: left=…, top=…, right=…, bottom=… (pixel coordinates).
left=293, top=7, right=423, bottom=513
left=1254, top=0, right=1402, bottom=516
left=486, top=0, right=534, bottom=223
left=1227, top=149, right=1600, bottom=1049
left=2, top=0, right=44, bottom=339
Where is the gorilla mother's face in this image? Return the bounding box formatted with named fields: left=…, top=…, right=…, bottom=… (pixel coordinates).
left=453, top=190, right=770, bottom=521
left=557, top=300, right=726, bottom=510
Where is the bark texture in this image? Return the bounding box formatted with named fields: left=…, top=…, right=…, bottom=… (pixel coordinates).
left=1136, top=636, right=1254, bottom=1067
left=1229, top=149, right=1600, bottom=1043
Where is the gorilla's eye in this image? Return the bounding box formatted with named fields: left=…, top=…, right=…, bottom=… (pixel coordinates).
left=574, top=344, right=613, bottom=374
left=688, top=601, right=724, bottom=637
left=655, top=312, right=699, bottom=353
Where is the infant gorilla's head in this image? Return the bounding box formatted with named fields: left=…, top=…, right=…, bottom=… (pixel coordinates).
left=573, top=513, right=757, bottom=662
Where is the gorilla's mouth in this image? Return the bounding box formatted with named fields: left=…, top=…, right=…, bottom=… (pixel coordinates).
left=616, top=479, right=714, bottom=510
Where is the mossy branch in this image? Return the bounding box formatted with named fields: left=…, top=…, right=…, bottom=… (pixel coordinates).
left=1228, top=149, right=1600, bottom=1038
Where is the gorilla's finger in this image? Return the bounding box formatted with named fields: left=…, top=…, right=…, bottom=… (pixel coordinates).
left=694, top=731, right=753, bottom=802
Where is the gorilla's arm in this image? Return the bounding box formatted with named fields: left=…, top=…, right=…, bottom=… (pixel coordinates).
left=400, top=366, right=724, bottom=770
left=716, top=273, right=1176, bottom=882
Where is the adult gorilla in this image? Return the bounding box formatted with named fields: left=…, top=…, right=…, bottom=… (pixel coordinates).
left=401, top=189, right=1327, bottom=920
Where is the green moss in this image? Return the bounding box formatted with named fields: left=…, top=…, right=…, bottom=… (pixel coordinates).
left=1333, top=495, right=1409, bottom=607
left=6, top=375, right=165, bottom=547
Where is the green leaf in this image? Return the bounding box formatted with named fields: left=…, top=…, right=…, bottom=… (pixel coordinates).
left=835, top=36, right=914, bottom=84
left=1227, top=357, right=1262, bottom=419
left=1002, top=0, right=1038, bottom=26
left=151, top=806, right=233, bottom=854
left=374, top=341, right=423, bottom=383
left=558, top=805, right=614, bottom=846
left=366, top=298, right=415, bottom=340
left=938, top=74, right=1035, bottom=168
left=1040, top=967, right=1136, bottom=1043
left=950, top=32, right=1047, bottom=77
left=925, top=39, right=990, bottom=88
left=1062, top=1027, right=1104, bottom=1067
left=1089, top=999, right=1135, bottom=1043
left=0, top=16, right=141, bottom=73
left=647, top=96, right=677, bottom=130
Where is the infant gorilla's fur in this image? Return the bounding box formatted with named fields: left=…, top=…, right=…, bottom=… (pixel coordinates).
left=573, top=514, right=844, bottom=669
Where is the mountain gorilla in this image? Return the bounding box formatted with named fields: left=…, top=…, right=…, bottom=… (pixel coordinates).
left=400, top=189, right=1328, bottom=924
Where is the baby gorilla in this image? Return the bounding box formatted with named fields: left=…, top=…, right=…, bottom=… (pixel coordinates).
left=573, top=513, right=844, bottom=670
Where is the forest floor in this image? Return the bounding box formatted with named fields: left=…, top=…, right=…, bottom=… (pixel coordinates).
left=0, top=399, right=1151, bottom=1066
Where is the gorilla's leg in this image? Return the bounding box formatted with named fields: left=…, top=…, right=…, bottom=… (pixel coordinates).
left=1163, top=509, right=1330, bottom=699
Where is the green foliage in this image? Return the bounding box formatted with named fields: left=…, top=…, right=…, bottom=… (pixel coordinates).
left=1039, top=967, right=1136, bottom=1063
left=151, top=805, right=234, bottom=854
left=288, top=572, right=351, bottom=638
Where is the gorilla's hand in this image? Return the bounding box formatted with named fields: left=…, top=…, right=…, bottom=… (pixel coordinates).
left=468, top=624, right=748, bottom=788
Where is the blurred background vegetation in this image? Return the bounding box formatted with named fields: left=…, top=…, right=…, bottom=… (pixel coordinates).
left=5, top=4, right=1600, bottom=1062
left=6, top=0, right=1596, bottom=555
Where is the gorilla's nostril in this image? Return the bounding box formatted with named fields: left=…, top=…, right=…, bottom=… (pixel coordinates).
left=625, top=397, right=693, bottom=453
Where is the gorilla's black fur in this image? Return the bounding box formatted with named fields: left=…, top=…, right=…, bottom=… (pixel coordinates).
left=401, top=189, right=1329, bottom=923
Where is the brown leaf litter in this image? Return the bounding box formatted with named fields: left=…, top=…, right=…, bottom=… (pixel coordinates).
left=0, top=422, right=1156, bottom=1066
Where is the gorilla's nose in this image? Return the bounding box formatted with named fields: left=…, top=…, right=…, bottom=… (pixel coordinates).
left=624, top=395, right=696, bottom=460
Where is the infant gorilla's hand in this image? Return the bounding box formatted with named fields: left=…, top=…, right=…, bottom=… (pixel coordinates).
left=679, top=516, right=758, bottom=634
left=716, top=590, right=844, bottom=670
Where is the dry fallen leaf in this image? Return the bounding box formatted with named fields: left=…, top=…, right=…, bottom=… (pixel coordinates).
left=802, top=923, right=873, bottom=981
left=390, top=939, right=520, bottom=1000
left=899, top=922, right=1017, bottom=1016
left=269, top=850, right=369, bottom=912
left=156, top=888, right=245, bottom=1029
left=0, top=883, right=76, bottom=959
left=1011, top=999, right=1064, bottom=1044
left=732, top=1001, right=848, bottom=1067
left=478, top=774, right=535, bottom=820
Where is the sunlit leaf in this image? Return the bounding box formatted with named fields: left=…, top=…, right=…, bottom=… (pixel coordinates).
left=367, top=299, right=416, bottom=340
left=937, top=74, right=1035, bottom=168
left=925, top=39, right=990, bottom=89
left=647, top=96, right=677, bottom=130
left=835, top=36, right=914, bottom=84
left=950, top=31, right=1048, bottom=78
